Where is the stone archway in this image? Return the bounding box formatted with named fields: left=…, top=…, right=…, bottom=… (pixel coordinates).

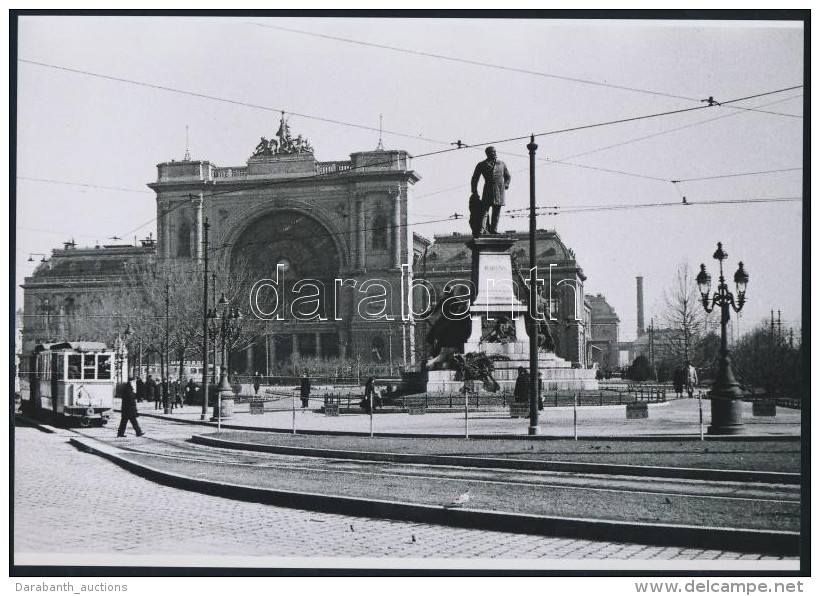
left=231, top=210, right=342, bottom=317
left=230, top=210, right=343, bottom=372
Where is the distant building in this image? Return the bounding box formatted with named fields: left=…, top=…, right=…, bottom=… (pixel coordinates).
left=585, top=293, right=620, bottom=372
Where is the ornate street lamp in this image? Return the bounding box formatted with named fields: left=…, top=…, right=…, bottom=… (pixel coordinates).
left=209, top=293, right=242, bottom=427
left=114, top=323, right=132, bottom=383
left=696, top=242, right=749, bottom=435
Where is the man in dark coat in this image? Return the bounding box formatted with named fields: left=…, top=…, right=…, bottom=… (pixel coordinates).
left=117, top=378, right=145, bottom=437
left=135, top=377, right=145, bottom=402
left=361, top=377, right=375, bottom=413
left=470, top=146, right=511, bottom=235
left=300, top=373, right=311, bottom=409
left=513, top=367, right=529, bottom=403
left=185, top=379, right=196, bottom=405
left=672, top=367, right=685, bottom=399
left=147, top=376, right=160, bottom=410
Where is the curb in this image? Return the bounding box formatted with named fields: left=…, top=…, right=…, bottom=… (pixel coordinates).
left=70, top=436, right=799, bottom=556
left=190, top=434, right=800, bottom=485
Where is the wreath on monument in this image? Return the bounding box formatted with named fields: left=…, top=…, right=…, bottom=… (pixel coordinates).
left=453, top=352, right=508, bottom=393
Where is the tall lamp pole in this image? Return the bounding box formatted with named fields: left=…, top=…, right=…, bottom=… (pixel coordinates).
left=201, top=218, right=210, bottom=421
left=696, top=242, right=749, bottom=435
left=527, top=134, right=540, bottom=435
left=208, top=293, right=241, bottom=429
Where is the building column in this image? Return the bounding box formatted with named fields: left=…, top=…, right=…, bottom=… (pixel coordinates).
left=408, top=321, right=416, bottom=364
left=159, top=198, right=171, bottom=258
left=340, top=329, right=349, bottom=360
left=292, top=333, right=300, bottom=359
left=315, top=333, right=322, bottom=359
left=192, top=193, right=203, bottom=262
left=269, top=335, right=277, bottom=370
left=245, top=346, right=253, bottom=373
left=356, top=196, right=366, bottom=269
left=392, top=187, right=402, bottom=268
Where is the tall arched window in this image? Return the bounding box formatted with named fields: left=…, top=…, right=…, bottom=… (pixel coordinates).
left=177, top=221, right=191, bottom=257
left=372, top=206, right=387, bottom=250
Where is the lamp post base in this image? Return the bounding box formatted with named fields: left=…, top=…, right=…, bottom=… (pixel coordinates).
left=528, top=425, right=540, bottom=436
left=707, top=396, right=745, bottom=435
left=211, top=397, right=235, bottom=421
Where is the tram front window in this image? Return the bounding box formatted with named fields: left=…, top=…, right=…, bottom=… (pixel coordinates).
left=97, top=355, right=112, bottom=379
left=83, top=355, right=96, bottom=379
left=67, top=355, right=82, bottom=379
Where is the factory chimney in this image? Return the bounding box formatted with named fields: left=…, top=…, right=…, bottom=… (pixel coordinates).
left=636, top=276, right=645, bottom=337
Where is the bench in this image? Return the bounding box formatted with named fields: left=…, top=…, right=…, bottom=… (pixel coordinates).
left=752, top=401, right=776, bottom=417
left=509, top=403, right=529, bottom=418
left=406, top=398, right=426, bottom=415
left=324, top=403, right=340, bottom=417
left=626, top=402, right=649, bottom=419
left=249, top=400, right=265, bottom=415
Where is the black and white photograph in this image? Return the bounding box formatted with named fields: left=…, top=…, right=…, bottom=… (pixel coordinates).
left=10, top=11, right=809, bottom=583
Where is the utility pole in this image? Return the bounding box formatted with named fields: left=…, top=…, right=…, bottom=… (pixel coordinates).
left=201, top=218, right=210, bottom=421
left=164, top=277, right=171, bottom=414
left=527, top=134, right=539, bottom=436
left=649, top=317, right=655, bottom=379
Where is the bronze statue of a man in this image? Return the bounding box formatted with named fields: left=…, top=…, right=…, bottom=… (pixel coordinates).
left=470, top=146, right=511, bottom=235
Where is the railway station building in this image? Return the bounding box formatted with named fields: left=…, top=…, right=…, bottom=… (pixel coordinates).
left=20, top=123, right=619, bottom=374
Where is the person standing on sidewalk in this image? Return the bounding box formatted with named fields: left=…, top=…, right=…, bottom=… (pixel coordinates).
left=684, top=360, right=699, bottom=399
left=135, top=376, right=145, bottom=403
left=117, top=378, right=145, bottom=438
left=147, top=376, right=160, bottom=410
left=300, top=373, right=311, bottom=409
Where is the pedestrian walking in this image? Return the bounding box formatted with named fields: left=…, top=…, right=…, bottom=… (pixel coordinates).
left=117, top=378, right=145, bottom=438
left=672, top=367, right=685, bottom=399
left=684, top=360, right=699, bottom=399
left=300, top=373, right=311, bottom=409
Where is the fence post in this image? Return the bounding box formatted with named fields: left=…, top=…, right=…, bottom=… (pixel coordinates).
left=698, top=390, right=704, bottom=441
left=618, top=391, right=622, bottom=405
left=599, top=391, right=603, bottom=406
left=573, top=392, right=578, bottom=441
left=464, top=387, right=469, bottom=440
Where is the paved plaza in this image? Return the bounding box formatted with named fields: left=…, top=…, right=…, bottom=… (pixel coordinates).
left=13, top=413, right=799, bottom=569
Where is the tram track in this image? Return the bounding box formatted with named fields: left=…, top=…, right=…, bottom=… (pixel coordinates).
left=44, top=413, right=800, bottom=554
left=65, top=423, right=800, bottom=509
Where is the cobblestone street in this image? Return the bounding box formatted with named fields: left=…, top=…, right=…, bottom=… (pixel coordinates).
left=12, top=422, right=793, bottom=567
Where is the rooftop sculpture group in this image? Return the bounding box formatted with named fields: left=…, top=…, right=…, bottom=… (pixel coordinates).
left=252, top=114, right=314, bottom=158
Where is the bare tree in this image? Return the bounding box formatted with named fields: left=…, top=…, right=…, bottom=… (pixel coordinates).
left=658, top=263, right=710, bottom=367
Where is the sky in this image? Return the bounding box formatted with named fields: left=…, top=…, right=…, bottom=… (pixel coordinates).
left=14, top=15, right=805, bottom=343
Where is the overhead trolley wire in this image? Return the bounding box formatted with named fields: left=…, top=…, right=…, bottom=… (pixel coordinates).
left=18, top=59, right=453, bottom=148
left=249, top=22, right=802, bottom=119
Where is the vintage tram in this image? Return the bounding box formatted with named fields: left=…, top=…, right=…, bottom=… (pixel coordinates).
left=24, top=341, right=118, bottom=426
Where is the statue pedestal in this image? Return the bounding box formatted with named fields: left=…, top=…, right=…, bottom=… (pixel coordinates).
left=424, top=235, right=597, bottom=395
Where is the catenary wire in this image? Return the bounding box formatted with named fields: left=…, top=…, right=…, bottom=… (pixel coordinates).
left=248, top=22, right=802, bottom=120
